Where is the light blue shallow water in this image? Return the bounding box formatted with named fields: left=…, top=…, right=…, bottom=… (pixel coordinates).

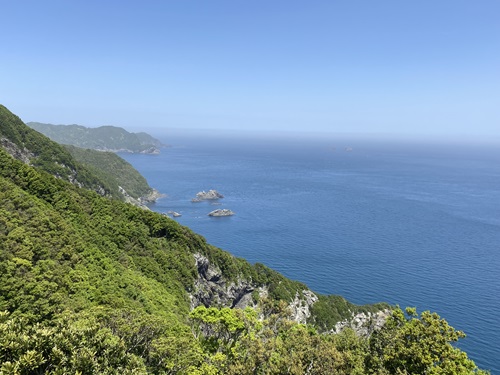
left=121, top=135, right=500, bottom=373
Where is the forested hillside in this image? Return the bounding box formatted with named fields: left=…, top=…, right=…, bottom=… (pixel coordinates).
left=65, top=145, right=156, bottom=201
left=0, top=105, right=488, bottom=374
left=1, top=106, right=157, bottom=203
left=27, top=122, right=163, bottom=154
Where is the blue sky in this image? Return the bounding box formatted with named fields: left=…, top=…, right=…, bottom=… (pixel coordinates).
left=1, top=1, right=499, bottom=140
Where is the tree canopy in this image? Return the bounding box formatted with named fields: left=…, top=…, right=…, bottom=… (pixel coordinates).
left=0, top=104, right=489, bottom=374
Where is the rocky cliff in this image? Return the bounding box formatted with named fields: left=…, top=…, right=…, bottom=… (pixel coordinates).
left=191, top=253, right=371, bottom=326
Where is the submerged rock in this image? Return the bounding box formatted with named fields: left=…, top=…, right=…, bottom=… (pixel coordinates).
left=208, top=209, right=234, bottom=217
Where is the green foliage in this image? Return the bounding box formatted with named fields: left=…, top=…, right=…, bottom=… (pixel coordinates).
left=250, top=263, right=307, bottom=302
left=65, top=145, right=153, bottom=199
left=0, top=310, right=147, bottom=374
left=366, top=307, right=490, bottom=374
left=27, top=122, right=163, bottom=153
left=190, top=305, right=488, bottom=375
left=310, top=294, right=391, bottom=332
left=0, top=105, right=116, bottom=197
left=0, top=105, right=489, bottom=374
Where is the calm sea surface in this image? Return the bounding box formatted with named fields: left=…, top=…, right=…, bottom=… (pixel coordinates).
left=121, top=135, right=500, bottom=373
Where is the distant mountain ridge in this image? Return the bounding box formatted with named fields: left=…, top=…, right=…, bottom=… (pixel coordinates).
left=0, top=106, right=157, bottom=203
left=27, top=122, right=165, bottom=154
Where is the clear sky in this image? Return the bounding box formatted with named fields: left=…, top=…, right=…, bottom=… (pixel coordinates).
left=1, top=1, right=499, bottom=141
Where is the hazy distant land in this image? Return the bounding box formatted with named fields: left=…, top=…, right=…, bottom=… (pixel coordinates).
left=27, top=122, right=165, bottom=154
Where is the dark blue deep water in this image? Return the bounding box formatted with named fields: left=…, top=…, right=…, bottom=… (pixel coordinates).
left=121, top=134, right=500, bottom=373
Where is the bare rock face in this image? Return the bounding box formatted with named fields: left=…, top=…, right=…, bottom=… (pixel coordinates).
left=1, top=137, right=34, bottom=164
left=118, top=186, right=150, bottom=210
left=190, top=253, right=258, bottom=310
left=289, top=290, right=319, bottom=324
left=191, top=189, right=224, bottom=202
left=139, top=189, right=165, bottom=204
left=208, top=209, right=235, bottom=217
left=189, top=254, right=320, bottom=324
left=332, top=309, right=391, bottom=337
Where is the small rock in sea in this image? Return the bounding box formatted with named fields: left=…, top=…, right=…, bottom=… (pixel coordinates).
left=192, top=189, right=224, bottom=202
left=208, top=209, right=235, bottom=217
left=167, top=210, right=182, bottom=217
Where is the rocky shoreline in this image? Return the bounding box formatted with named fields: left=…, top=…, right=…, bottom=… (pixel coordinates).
left=120, top=187, right=165, bottom=210
left=139, top=188, right=165, bottom=204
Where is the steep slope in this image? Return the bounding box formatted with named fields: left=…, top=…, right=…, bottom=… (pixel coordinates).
left=27, top=122, right=164, bottom=154
left=0, top=105, right=486, bottom=374
left=64, top=145, right=160, bottom=202
left=1, top=105, right=160, bottom=203
left=0, top=105, right=113, bottom=197
left=1, top=105, right=387, bottom=327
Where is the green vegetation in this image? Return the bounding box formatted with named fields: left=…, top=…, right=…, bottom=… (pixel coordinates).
left=311, top=295, right=390, bottom=332
left=27, top=122, right=164, bottom=153
left=1, top=105, right=155, bottom=201
left=188, top=305, right=488, bottom=374
left=0, top=104, right=489, bottom=373
left=65, top=145, right=153, bottom=199
left=0, top=105, right=115, bottom=198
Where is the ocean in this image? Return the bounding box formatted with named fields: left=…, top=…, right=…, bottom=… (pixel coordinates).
left=120, top=133, right=500, bottom=373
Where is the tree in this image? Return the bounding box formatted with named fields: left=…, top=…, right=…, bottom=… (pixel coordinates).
left=367, top=307, right=489, bottom=374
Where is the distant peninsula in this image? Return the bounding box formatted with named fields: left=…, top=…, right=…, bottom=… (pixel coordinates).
left=27, top=122, right=165, bottom=154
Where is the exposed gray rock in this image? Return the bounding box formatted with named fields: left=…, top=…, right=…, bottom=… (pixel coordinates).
left=192, top=189, right=224, bottom=202
left=139, top=146, right=161, bottom=154
left=190, top=254, right=318, bottom=324
left=289, top=290, right=318, bottom=324
left=119, top=186, right=150, bottom=210
left=167, top=211, right=182, bottom=217
left=332, top=309, right=391, bottom=337
left=139, top=188, right=165, bottom=204
left=190, top=253, right=259, bottom=310
left=117, top=186, right=165, bottom=210
left=208, top=209, right=234, bottom=217
left=1, top=137, right=34, bottom=164
left=189, top=254, right=388, bottom=332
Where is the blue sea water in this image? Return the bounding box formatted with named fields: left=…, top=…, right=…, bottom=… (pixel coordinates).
left=121, top=134, right=500, bottom=373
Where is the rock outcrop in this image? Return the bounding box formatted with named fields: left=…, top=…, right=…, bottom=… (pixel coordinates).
left=208, top=209, right=234, bottom=217
left=289, top=290, right=319, bottom=323
left=118, top=186, right=165, bottom=209
left=139, top=146, right=161, bottom=155
left=332, top=309, right=391, bottom=337
left=190, top=254, right=260, bottom=310
left=0, top=137, right=34, bottom=165
left=189, top=254, right=389, bottom=329
left=190, top=254, right=319, bottom=324
left=192, top=189, right=224, bottom=202
left=139, top=189, right=165, bottom=204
